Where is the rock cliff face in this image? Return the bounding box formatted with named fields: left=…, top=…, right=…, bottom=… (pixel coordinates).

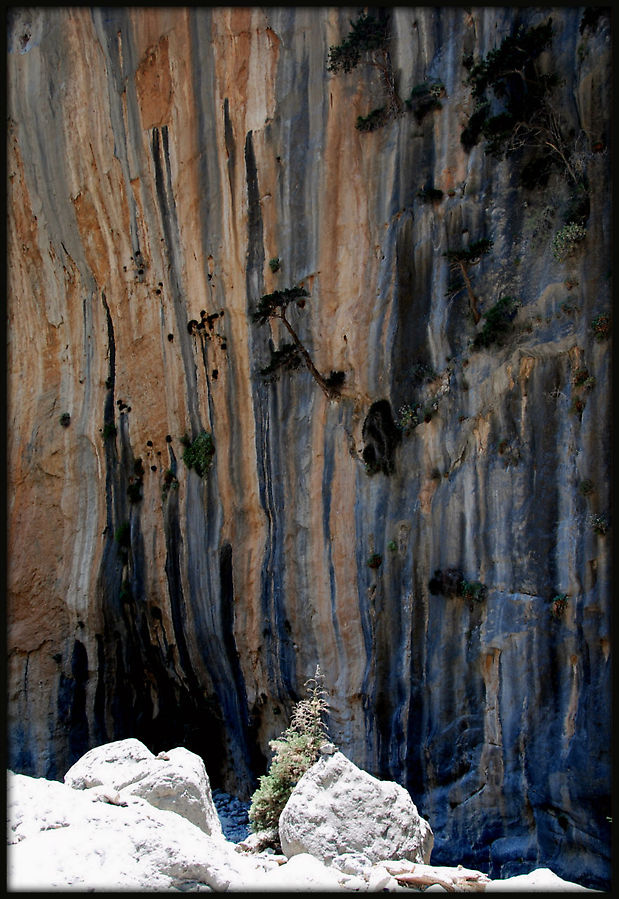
left=7, top=6, right=611, bottom=889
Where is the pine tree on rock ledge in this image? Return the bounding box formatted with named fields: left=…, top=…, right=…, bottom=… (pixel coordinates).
left=252, top=287, right=345, bottom=399
left=327, top=11, right=403, bottom=132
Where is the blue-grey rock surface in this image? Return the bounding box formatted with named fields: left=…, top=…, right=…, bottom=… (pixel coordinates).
left=7, top=6, right=611, bottom=890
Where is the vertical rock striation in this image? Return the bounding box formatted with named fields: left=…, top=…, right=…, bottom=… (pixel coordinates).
left=7, top=7, right=611, bottom=888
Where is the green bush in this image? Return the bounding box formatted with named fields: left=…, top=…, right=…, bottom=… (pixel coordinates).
left=472, top=296, right=519, bottom=349
left=248, top=667, right=330, bottom=834
left=324, top=370, right=346, bottom=392
left=327, top=13, right=389, bottom=74
left=59, top=412, right=71, bottom=428
left=591, top=313, right=610, bottom=341
left=461, top=21, right=554, bottom=158
left=327, top=11, right=402, bottom=133
left=410, top=360, right=438, bottom=384
left=429, top=568, right=487, bottom=602
left=252, top=287, right=309, bottom=325
left=589, top=513, right=609, bottom=535
left=114, top=521, right=131, bottom=549
left=367, top=552, right=383, bottom=569
left=569, top=395, right=586, bottom=417
left=460, top=579, right=488, bottom=603
left=551, top=223, right=587, bottom=262
left=563, top=180, right=590, bottom=226
left=551, top=593, right=568, bottom=618
left=259, top=343, right=303, bottom=378
left=126, top=481, right=143, bottom=503
left=181, top=431, right=215, bottom=478
left=406, top=81, right=445, bottom=123
left=445, top=238, right=494, bottom=267
left=269, top=257, right=281, bottom=273
left=396, top=402, right=421, bottom=434
left=355, top=106, right=391, bottom=132
left=162, top=469, right=179, bottom=498
left=460, top=100, right=491, bottom=151
left=572, top=368, right=596, bottom=391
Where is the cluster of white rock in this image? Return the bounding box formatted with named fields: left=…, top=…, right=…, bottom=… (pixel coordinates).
left=7, top=739, right=596, bottom=892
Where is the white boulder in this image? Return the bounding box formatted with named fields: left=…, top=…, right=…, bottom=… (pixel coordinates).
left=278, top=750, right=433, bottom=865
left=331, top=851, right=374, bottom=876
left=64, top=738, right=222, bottom=837
left=63, top=737, right=156, bottom=790
left=7, top=770, right=268, bottom=891
left=485, top=867, right=599, bottom=892
left=243, top=852, right=359, bottom=892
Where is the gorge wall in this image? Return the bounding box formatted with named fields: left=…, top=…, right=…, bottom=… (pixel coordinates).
left=7, top=6, right=611, bottom=889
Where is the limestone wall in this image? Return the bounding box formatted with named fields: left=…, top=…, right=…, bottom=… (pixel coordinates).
left=7, top=7, right=611, bottom=887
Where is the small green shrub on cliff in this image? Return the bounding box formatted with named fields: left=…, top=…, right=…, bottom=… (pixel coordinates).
left=590, top=313, right=610, bottom=341
left=162, top=468, right=179, bottom=498
left=181, top=431, right=215, bottom=478
left=396, top=402, right=421, bottom=433
left=269, top=257, right=281, bottom=273
left=114, top=521, right=131, bottom=550
left=460, top=21, right=555, bottom=160
left=59, top=412, right=71, bottom=428
left=460, top=578, right=488, bottom=603
left=569, top=395, right=586, bottom=418
left=410, top=360, right=438, bottom=385
left=551, top=593, right=568, bottom=618
left=367, top=552, right=383, bottom=569
left=551, top=223, right=587, bottom=262
left=248, top=667, right=330, bottom=834
left=429, top=568, right=487, bottom=603
left=461, top=20, right=589, bottom=197
left=589, top=513, right=609, bottom=536
left=472, top=296, right=519, bottom=350
left=259, top=342, right=303, bottom=379
left=327, top=12, right=389, bottom=74
left=327, top=11, right=403, bottom=131
left=126, top=480, right=143, bottom=503
left=324, top=370, right=346, bottom=392
left=406, top=80, right=445, bottom=123
left=356, top=105, right=391, bottom=132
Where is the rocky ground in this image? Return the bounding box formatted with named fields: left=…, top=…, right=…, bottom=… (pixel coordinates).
left=6, top=739, right=602, bottom=892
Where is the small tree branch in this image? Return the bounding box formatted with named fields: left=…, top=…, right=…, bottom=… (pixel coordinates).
left=456, top=261, right=481, bottom=324
left=277, top=312, right=336, bottom=399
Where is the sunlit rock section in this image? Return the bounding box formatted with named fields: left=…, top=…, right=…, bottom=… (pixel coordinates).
left=7, top=6, right=611, bottom=889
